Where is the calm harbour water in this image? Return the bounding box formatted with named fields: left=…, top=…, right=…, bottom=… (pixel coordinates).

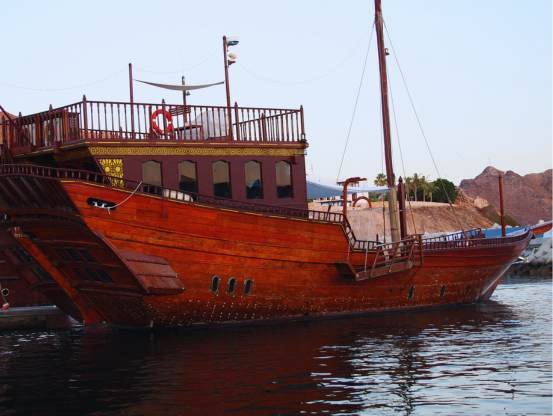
left=0, top=276, right=551, bottom=416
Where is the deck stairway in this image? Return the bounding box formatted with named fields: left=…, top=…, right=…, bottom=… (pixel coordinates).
left=336, top=235, right=423, bottom=281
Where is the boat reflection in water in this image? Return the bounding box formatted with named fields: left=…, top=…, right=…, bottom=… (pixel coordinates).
left=1, top=280, right=550, bottom=416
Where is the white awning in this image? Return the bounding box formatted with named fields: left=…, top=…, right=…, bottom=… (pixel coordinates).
left=135, top=79, right=224, bottom=91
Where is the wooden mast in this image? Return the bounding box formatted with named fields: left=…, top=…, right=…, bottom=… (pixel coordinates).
left=375, top=0, right=401, bottom=242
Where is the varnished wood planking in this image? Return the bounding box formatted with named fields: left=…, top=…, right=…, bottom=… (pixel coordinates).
left=2, top=176, right=530, bottom=327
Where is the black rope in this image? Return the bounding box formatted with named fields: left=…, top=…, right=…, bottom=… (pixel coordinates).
left=336, top=23, right=376, bottom=182
left=388, top=74, right=418, bottom=235
left=383, top=20, right=465, bottom=232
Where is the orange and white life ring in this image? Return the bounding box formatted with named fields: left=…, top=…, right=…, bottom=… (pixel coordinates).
left=151, top=109, right=174, bottom=135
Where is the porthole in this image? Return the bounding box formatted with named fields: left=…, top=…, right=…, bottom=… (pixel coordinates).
left=407, top=285, right=415, bottom=300
left=244, top=279, right=253, bottom=295
left=87, top=197, right=116, bottom=210
left=211, top=275, right=220, bottom=293
left=228, top=277, right=236, bottom=294
left=440, top=285, right=446, bottom=297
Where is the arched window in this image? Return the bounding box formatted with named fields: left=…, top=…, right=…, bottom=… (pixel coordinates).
left=178, top=161, right=198, bottom=194
left=212, top=161, right=231, bottom=198
left=142, top=161, right=162, bottom=194
left=276, top=161, right=293, bottom=198
left=245, top=161, right=263, bottom=199
left=142, top=161, right=162, bottom=185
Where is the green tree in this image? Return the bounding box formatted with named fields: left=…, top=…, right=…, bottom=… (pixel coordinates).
left=404, top=176, right=413, bottom=200
left=412, top=173, right=420, bottom=201
left=432, top=178, right=458, bottom=203
left=419, top=175, right=432, bottom=201
left=374, top=173, right=387, bottom=187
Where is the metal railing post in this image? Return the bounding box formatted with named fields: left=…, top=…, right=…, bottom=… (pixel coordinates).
left=82, top=95, right=88, bottom=139
left=234, top=102, right=240, bottom=141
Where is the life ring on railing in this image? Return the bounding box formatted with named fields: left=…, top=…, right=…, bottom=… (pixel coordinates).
left=151, top=109, right=174, bottom=135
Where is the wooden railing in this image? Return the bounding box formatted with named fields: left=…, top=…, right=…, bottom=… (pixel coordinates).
left=1, top=99, right=306, bottom=153
left=422, top=228, right=529, bottom=250
left=369, top=235, right=423, bottom=274
left=0, top=163, right=344, bottom=220
left=0, top=164, right=374, bottom=251
left=2, top=164, right=526, bottom=254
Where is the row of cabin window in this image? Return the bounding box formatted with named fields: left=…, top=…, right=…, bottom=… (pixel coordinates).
left=142, top=160, right=293, bottom=199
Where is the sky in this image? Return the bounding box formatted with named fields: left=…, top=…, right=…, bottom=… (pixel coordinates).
left=1, top=0, right=551, bottom=185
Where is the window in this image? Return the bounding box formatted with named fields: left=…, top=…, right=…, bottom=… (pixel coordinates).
left=142, top=161, right=162, bottom=185
left=211, top=275, right=221, bottom=293
left=142, top=161, right=162, bottom=194
left=31, top=265, right=54, bottom=282
left=245, top=161, right=263, bottom=199
left=212, top=161, right=231, bottom=198
left=178, top=161, right=198, bottom=194
left=407, top=286, right=415, bottom=300
left=440, top=285, right=446, bottom=297
left=80, top=268, right=113, bottom=283
left=244, top=279, right=253, bottom=295
left=228, top=277, right=236, bottom=294
left=276, top=161, right=293, bottom=198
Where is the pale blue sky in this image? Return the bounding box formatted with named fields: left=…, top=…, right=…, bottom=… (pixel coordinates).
left=1, top=0, right=551, bottom=184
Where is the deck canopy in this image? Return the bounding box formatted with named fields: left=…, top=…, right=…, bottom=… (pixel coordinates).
left=135, top=80, right=224, bottom=91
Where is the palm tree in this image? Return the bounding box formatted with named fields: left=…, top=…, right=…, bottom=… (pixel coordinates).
left=419, top=175, right=431, bottom=201
left=405, top=176, right=413, bottom=200
left=412, top=173, right=420, bottom=201
left=374, top=173, right=387, bottom=187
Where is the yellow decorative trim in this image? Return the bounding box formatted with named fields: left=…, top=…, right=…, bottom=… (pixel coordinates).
left=89, top=146, right=305, bottom=157
left=98, top=158, right=124, bottom=188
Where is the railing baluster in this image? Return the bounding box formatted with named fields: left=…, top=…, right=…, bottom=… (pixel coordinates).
left=124, top=103, right=129, bottom=138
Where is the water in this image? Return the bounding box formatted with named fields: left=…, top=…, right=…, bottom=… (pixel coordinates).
left=0, top=276, right=551, bottom=416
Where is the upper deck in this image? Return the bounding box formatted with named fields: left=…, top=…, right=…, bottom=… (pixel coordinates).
left=1, top=98, right=307, bottom=157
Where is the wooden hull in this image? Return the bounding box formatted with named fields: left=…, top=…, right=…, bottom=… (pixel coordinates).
left=0, top=173, right=530, bottom=328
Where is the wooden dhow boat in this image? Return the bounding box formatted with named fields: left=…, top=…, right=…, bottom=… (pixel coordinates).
left=0, top=0, right=531, bottom=327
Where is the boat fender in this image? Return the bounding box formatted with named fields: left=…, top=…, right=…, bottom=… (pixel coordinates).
left=151, top=109, right=174, bottom=135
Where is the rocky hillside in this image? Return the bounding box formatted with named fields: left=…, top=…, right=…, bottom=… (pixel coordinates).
left=459, top=166, right=552, bottom=226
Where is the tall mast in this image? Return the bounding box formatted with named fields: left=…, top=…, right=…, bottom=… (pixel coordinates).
left=375, top=0, right=401, bottom=242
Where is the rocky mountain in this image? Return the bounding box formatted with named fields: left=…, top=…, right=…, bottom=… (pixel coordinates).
left=459, top=166, right=552, bottom=225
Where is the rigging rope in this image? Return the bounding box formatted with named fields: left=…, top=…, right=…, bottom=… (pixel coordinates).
left=92, top=181, right=143, bottom=214
left=336, top=23, right=375, bottom=182
left=134, top=49, right=219, bottom=75
left=0, top=68, right=126, bottom=92
left=388, top=76, right=418, bottom=235
left=378, top=50, right=387, bottom=244
left=238, top=28, right=372, bottom=88
left=383, top=21, right=465, bottom=232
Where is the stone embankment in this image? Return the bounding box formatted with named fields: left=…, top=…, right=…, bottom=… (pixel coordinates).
left=309, top=201, right=494, bottom=241
left=508, top=237, right=552, bottom=277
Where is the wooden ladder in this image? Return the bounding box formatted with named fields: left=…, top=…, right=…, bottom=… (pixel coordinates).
left=336, top=235, right=423, bottom=281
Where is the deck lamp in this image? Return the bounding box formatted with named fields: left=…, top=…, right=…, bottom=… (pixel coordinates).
left=223, top=35, right=239, bottom=140
left=227, top=52, right=237, bottom=66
